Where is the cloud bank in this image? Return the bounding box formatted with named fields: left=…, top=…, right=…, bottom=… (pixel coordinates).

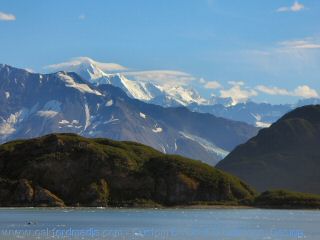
left=124, top=70, right=196, bottom=86
left=0, top=12, right=16, bottom=21
left=279, top=39, right=320, bottom=49
left=276, top=1, right=305, bottom=12
left=256, top=85, right=319, bottom=98
left=204, top=81, right=222, bottom=89
left=220, top=82, right=258, bottom=105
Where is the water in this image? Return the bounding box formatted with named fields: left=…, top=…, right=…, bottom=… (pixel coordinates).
left=0, top=208, right=319, bottom=239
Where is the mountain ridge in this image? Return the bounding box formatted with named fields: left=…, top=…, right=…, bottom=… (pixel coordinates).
left=0, top=64, right=258, bottom=165
left=46, top=58, right=320, bottom=127
left=217, top=105, right=320, bottom=194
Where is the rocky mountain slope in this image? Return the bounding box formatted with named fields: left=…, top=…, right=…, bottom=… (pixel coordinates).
left=0, top=134, right=255, bottom=207
left=0, top=64, right=258, bottom=165
left=217, top=105, right=320, bottom=194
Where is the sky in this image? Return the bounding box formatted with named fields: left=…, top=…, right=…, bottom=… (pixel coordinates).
left=0, top=0, right=319, bottom=104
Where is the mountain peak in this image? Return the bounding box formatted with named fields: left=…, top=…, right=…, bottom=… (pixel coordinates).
left=45, top=58, right=212, bottom=107
left=76, top=60, right=109, bottom=81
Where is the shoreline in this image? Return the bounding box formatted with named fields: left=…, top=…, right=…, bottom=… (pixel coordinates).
left=0, top=205, right=318, bottom=210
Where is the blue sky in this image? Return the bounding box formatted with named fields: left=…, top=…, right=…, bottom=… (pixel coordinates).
left=0, top=0, right=320, bottom=104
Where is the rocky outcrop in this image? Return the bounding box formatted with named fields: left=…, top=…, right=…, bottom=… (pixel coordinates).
left=0, top=178, right=65, bottom=207
left=33, top=186, right=65, bottom=207
left=80, top=179, right=110, bottom=206
left=15, top=179, right=34, bottom=203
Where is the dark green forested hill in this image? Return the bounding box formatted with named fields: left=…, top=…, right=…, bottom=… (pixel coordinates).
left=0, top=133, right=255, bottom=207
left=217, top=105, right=320, bottom=194
left=254, top=190, right=320, bottom=209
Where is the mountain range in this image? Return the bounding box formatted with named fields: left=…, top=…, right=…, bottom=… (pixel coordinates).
left=0, top=64, right=258, bottom=165
left=52, top=58, right=320, bottom=128
left=68, top=59, right=208, bottom=107
left=217, top=105, right=320, bottom=194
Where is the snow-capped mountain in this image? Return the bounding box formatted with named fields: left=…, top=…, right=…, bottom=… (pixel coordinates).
left=207, top=95, right=233, bottom=106
left=188, top=98, right=320, bottom=128
left=46, top=57, right=320, bottom=128
left=188, top=101, right=292, bottom=128
left=0, top=64, right=258, bottom=165
left=55, top=58, right=207, bottom=107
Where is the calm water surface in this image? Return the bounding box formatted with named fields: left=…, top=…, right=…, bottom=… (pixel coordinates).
left=0, top=208, right=319, bottom=239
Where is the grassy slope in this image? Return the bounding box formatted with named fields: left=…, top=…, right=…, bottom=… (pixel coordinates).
left=0, top=133, right=255, bottom=207
left=255, top=190, right=320, bottom=209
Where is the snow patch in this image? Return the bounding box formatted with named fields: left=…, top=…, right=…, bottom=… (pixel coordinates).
left=152, top=125, right=163, bottom=133
left=37, top=100, right=62, bottom=118
left=0, top=109, right=30, bottom=136
left=163, top=85, right=207, bottom=106
left=256, top=121, right=271, bottom=128
left=59, top=120, right=70, bottom=124
left=174, top=140, right=178, bottom=151
left=105, top=99, right=113, bottom=107
left=84, top=103, right=91, bottom=130
left=251, top=113, right=262, bottom=121
left=37, top=111, right=59, bottom=118
left=160, top=145, right=166, bottom=153
left=104, top=115, right=119, bottom=124
left=113, top=74, right=156, bottom=101
left=139, top=112, right=146, bottom=119
left=59, top=119, right=82, bottom=129
left=179, top=131, right=229, bottom=158
left=0, top=116, right=18, bottom=135
left=5, top=92, right=10, bottom=99
left=58, top=73, right=102, bottom=96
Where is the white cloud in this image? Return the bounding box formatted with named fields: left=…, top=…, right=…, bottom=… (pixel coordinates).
left=293, top=85, right=319, bottom=98
left=276, top=1, right=305, bottom=12
left=256, top=85, right=290, bottom=95
left=124, top=70, right=196, bottom=86
left=204, top=81, right=222, bottom=89
left=241, top=36, right=320, bottom=79
left=218, top=83, right=318, bottom=105
left=220, top=83, right=258, bottom=105
left=279, top=40, right=320, bottom=49
left=0, top=12, right=16, bottom=21
left=256, top=85, right=319, bottom=98
left=45, top=57, right=128, bottom=72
